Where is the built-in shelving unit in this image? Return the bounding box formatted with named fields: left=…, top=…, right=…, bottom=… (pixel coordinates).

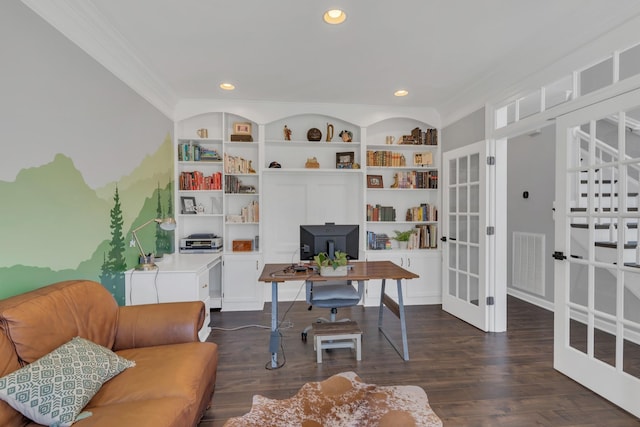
left=174, top=109, right=441, bottom=309
left=175, top=112, right=263, bottom=311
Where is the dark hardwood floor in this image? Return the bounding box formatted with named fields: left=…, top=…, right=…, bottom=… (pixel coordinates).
left=199, top=297, right=640, bottom=426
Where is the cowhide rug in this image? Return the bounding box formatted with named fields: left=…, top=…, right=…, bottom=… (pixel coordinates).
left=223, top=371, right=442, bottom=427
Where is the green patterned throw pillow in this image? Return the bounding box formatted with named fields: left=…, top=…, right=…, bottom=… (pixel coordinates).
left=0, top=336, right=135, bottom=426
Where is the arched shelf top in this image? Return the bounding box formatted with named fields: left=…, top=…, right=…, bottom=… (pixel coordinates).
left=174, top=99, right=441, bottom=128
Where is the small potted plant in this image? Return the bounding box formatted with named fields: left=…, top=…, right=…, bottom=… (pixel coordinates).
left=314, top=250, right=349, bottom=277
left=392, top=229, right=416, bottom=249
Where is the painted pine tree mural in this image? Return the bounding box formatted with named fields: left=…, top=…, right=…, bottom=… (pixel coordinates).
left=100, top=185, right=126, bottom=304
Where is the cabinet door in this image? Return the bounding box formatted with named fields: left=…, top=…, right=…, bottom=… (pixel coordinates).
left=222, top=254, right=263, bottom=311
left=405, top=251, right=441, bottom=304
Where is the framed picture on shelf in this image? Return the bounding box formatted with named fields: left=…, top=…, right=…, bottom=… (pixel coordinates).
left=336, top=151, right=354, bottom=169
left=233, top=122, right=252, bottom=135
left=413, top=152, right=433, bottom=166
left=180, top=196, right=197, bottom=214
left=367, top=175, right=383, bottom=188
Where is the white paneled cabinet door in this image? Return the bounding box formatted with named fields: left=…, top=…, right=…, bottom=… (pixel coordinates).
left=442, top=141, right=495, bottom=331
left=222, top=253, right=263, bottom=311
left=554, top=87, right=640, bottom=418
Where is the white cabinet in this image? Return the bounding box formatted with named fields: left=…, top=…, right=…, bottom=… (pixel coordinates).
left=363, top=250, right=440, bottom=306
left=124, top=253, right=222, bottom=341
left=222, top=253, right=263, bottom=311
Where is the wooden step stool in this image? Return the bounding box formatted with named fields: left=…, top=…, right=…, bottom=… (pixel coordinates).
left=312, top=321, right=362, bottom=363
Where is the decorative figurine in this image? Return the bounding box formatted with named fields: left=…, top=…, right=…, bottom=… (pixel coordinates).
left=248, top=160, right=256, bottom=174
left=390, top=173, right=399, bottom=188
left=284, top=125, right=292, bottom=141
left=339, top=130, right=353, bottom=142
left=307, top=128, right=322, bottom=141
left=326, top=123, right=334, bottom=142
left=305, top=157, right=320, bottom=168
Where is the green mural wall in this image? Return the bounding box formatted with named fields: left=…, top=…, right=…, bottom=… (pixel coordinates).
left=0, top=135, right=174, bottom=305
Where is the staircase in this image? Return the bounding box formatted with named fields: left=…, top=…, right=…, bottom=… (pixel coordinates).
left=568, top=127, right=640, bottom=303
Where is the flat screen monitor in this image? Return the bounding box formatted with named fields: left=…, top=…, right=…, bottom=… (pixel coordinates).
left=300, top=223, right=359, bottom=261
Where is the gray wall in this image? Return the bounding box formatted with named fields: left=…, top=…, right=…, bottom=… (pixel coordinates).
left=506, top=125, right=556, bottom=303
left=441, top=108, right=485, bottom=151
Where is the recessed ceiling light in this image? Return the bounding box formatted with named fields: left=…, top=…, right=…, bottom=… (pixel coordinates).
left=394, top=89, right=409, bottom=97
left=220, top=83, right=235, bottom=91
left=323, top=9, right=346, bottom=25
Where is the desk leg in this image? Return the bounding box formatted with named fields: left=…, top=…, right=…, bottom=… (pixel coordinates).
left=270, top=281, right=279, bottom=368
left=378, top=278, right=410, bottom=361
left=396, top=278, right=409, bottom=360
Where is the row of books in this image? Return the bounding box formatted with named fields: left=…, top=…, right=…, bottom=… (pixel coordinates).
left=366, top=204, right=396, bottom=222
left=400, top=127, right=438, bottom=145
left=367, top=232, right=392, bottom=250
left=224, top=153, right=255, bottom=174
left=226, top=200, right=259, bottom=223
left=393, top=171, right=438, bottom=189
left=410, top=224, right=438, bottom=249
left=178, top=142, right=221, bottom=162
left=406, top=203, right=437, bottom=222
left=366, top=151, right=407, bottom=167
left=366, top=224, right=438, bottom=250
left=179, top=171, right=222, bottom=191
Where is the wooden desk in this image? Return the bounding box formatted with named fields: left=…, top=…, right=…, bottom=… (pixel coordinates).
left=259, top=260, right=418, bottom=368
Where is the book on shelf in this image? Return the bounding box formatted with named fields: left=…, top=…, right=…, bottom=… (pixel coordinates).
left=178, top=141, right=221, bottom=162
left=405, top=203, right=437, bottom=222
left=392, top=170, right=438, bottom=189
left=366, top=150, right=407, bottom=167
left=367, top=231, right=391, bottom=250
left=179, top=171, right=222, bottom=190
left=227, top=200, right=259, bottom=223
left=367, top=204, right=396, bottom=222
left=413, top=224, right=438, bottom=249
left=224, top=153, right=255, bottom=174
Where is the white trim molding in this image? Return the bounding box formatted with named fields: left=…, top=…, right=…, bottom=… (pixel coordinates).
left=21, top=0, right=177, bottom=119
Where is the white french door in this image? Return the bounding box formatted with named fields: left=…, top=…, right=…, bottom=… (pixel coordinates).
left=442, top=140, right=505, bottom=332
left=554, top=87, right=640, bottom=417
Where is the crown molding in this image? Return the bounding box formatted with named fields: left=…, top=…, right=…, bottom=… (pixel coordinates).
left=21, top=0, right=177, bottom=119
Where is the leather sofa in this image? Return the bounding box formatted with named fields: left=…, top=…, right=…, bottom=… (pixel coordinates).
left=0, top=280, right=218, bottom=427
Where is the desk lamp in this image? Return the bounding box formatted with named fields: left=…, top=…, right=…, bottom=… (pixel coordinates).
left=132, top=217, right=176, bottom=270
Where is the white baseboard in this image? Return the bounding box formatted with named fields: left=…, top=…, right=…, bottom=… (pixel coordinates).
left=507, top=287, right=554, bottom=312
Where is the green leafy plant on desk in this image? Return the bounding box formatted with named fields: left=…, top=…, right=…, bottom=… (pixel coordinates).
left=313, top=250, right=348, bottom=270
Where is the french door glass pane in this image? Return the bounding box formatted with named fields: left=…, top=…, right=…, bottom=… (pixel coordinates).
left=594, top=266, right=616, bottom=316
left=570, top=262, right=588, bottom=307
left=569, top=308, right=588, bottom=354
left=623, top=323, right=640, bottom=379
left=449, top=188, right=457, bottom=212
left=469, top=275, right=479, bottom=306
left=459, top=215, right=468, bottom=242
left=470, top=216, right=479, bottom=244
left=594, top=316, right=616, bottom=368
left=449, top=269, right=456, bottom=296
left=449, top=215, right=457, bottom=241
left=470, top=183, right=480, bottom=213
left=470, top=153, right=480, bottom=182
left=449, top=159, right=457, bottom=184
left=459, top=156, right=468, bottom=183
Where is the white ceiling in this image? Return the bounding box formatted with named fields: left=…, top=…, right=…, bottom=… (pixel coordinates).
left=23, top=0, right=640, bottom=124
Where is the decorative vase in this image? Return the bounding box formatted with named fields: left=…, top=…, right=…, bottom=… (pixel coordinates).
left=319, top=265, right=348, bottom=277
left=307, top=128, right=322, bottom=141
